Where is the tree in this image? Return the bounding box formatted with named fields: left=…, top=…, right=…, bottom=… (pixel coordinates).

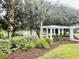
left=6, top=0, right=14, bottom=40
left=44, top=5, right=79, bottom=26
left=2, top=0, right=79, bottom=38
left=0, top=0, right=3, bottom=17
left=22, top=0, right=50, bottom=37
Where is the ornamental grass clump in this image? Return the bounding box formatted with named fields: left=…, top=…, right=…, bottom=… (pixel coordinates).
left=45, top=38, right=52, bottom=44
left=25, top=42, right=35, bottom=49
left=36, top=38, right=50, bottom=48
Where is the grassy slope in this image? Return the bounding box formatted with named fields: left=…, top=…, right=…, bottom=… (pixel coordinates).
left=37, top=44, right=79, bottom=59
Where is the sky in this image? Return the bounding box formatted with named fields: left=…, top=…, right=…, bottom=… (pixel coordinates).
left=47, top=0, right=79, bottom=10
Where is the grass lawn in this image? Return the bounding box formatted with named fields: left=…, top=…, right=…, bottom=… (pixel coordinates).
left=36, top=44, right=79, bottom=59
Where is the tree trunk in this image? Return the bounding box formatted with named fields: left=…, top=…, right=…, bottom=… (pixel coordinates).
left=0, top=0, right=2, bottom=9
left=40, top=21, right=43, bottom=38
left=7, top=0, right=14, bottom=40
left=36, top=30, right=40, bottom=38
left=30, top=29, right=32, bottom=35
left=12, top=29, right=16, bottom=36
left=8, top=31, right=12, bottom=40
left=0, top=0, right=1, bottom=4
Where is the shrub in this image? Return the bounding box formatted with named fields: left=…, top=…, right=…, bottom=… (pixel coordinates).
left=25, top=42, right=35, bottom=49
left=53, top=35, right=63, bottom=41
left=11, top=38, right=28, bottom=49
left=45, top=38, right=52, bottom=44
left=0, top=29, right=4, bottom=38
left=36, top=38, right=49, bottom=48
left=0, top=40, right=11, bottom=54
left=11, top=36, right=38, bottom=50
left=63, top=34, right=69, bottom=37
left=0, top=51, right=6, bottom=59
left=25, top=35, right=38, bottom=44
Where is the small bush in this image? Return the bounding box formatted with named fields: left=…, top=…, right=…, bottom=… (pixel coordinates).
left=63, top=34, right=69, bottom=37
left=0, top=29, right=4, bottom=38
left=25, top=35, right=38, bottom=44
left=45, top=38, right=52, bottom=44
left=0, top=40, right=11, bottom=54
left=36, top=38, right=49, bottom=48
left=11, top=38, right=28, bottom=49
left=0, top=51, right=6, bottom=59
left=11, top=36, right=38, bottom=50
left=53, top=35, right=63, bottom=41
left=25, top=42, right=35, bottom=49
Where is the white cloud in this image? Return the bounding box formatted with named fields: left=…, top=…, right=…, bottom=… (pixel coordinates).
left=47, top=0, right=79, bottom=10
left=47, top=0, right=60, bottom=4
left=60, top=0, right=79, bottom=9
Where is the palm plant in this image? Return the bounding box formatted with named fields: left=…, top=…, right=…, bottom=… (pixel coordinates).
left=6, top=0, right=15, bottom=40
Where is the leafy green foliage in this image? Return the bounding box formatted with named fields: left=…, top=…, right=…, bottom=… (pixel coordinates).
left=0, top=29, right=4, bottom=38
left=25, top=42, right=35, bottom=49
left=11, top=36, right=38, bottom=50
left=63, top=34, right=69, bottom=37
left=11, top=38, right=27, bottom=49
left=0, top=51, right=6, bottom=59
left=53, top=35, right=63, bottom=41
left=0, top=18, right=8, bottom=30
left=36, top=38, right=49, bottom=48
left=0, top=40, right=11, bottom=54
left=45, top=38, right=52, bottom=44
left=11, top=36, right=51, bottom=49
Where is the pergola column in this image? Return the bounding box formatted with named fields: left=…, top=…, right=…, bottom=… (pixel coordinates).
left=58, top=28, right=60, bottom=35
left=69, top=27, right=74, bottom=40
left=50, top=28, right=52, bottom=40
left=62, top=28, right=64, bottom=35
left=46, top=28, right=48, bottom=38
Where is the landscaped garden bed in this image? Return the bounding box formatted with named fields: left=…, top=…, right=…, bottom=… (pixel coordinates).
left=0, top=36, right=52, bottom=59
left=0, top=35, right=79, bottom=59
left=7, top=40, right=77, bottom=59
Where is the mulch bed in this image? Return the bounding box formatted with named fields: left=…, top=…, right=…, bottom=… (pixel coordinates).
left=7, top=40, right=78, bottom=59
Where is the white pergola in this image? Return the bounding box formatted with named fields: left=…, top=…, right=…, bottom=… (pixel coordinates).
left=40, top=25, right=79, bottom=40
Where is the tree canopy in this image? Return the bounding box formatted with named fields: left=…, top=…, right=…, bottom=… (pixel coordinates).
left=1, top=0, right=79, bottom=37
